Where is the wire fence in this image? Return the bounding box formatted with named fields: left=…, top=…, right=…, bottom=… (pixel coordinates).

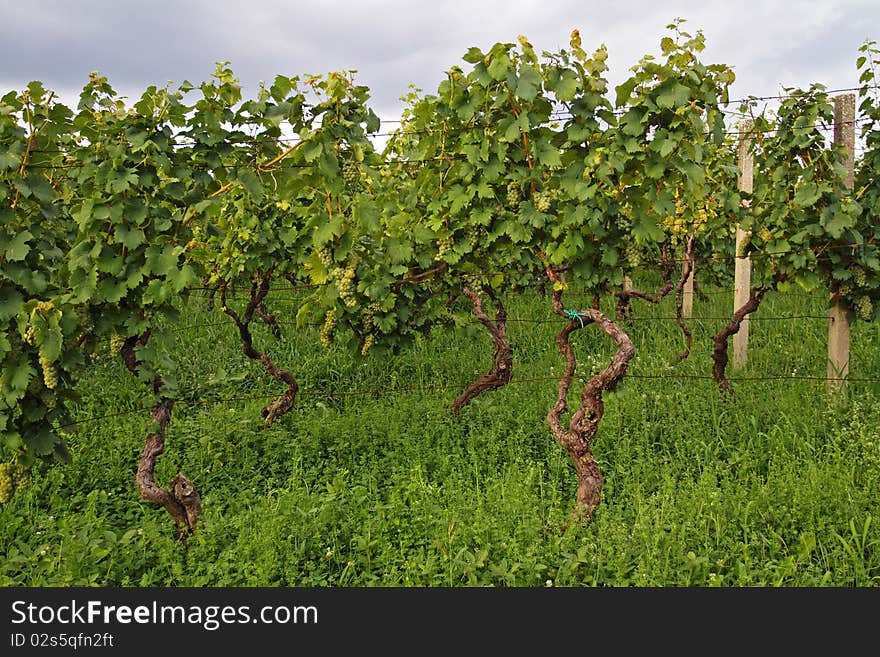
left=60, top=368, right=880, bottom=431
left=56, top=270, right=876, bottom=432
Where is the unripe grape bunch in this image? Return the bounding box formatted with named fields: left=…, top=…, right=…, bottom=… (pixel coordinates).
left=534, top=192, right=551, bottom=212
left=109, top=331, right=125, bottom=357
left=39, top=353, right=58, bottom=389
left=624, top=242, right=642, bottom=269
left=435, top=236, right=454, bottom=261
left=342, top=160, right=362, bottom=192
left=506, top=181, right=522, bottom=207
left=320, top=307, right=337, bottom=348
left=0, top=461, right=28, bottom=504
left=332, top=262, right=358, bottom=308
left=855, top=295, right=874, bottom=322
left=317, top=246, right=334, bottom=269
left=360, top=301, right=381, bottom=356
left=851, top=265, right=867, bottom=288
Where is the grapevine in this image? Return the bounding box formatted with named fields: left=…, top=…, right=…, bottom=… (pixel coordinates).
left=1, top=26, right=877, bottom=535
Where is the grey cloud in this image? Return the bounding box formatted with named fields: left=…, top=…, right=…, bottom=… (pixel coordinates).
left=0, top=0, right=876, bottom=121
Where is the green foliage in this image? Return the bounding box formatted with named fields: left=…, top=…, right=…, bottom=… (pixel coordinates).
left=0, top=86, right=81, bottom=465
left=2, top=26, right=880, bottom=562
left=63, top=73, right=206, bottom=398
left=852, top=39, right=880, bottom=321
left=741, top=80, right=879, bottom=320
left=607, top=21, right=740, bottom=284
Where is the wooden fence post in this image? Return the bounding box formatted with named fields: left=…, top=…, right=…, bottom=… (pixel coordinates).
left=683, top=265, right=694, bottom=319
left=827, top=94, right=856, bottom=400
left=734, top=120, right=754, bottom=369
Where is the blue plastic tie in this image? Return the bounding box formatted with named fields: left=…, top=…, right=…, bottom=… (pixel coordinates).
left=563, top=309, right=584, bottom=328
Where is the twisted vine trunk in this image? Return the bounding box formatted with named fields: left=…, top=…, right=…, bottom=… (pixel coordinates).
left=615, top=242, right=675, bottom=321
left=451, top=286, right=513, bottom=414
left=546, top=272, right=635, bottom=522
left=121, top=335, right=201, bottom=540
left=258, top=299, right=282, bottom=339
left=673, top=235, right=696, bottom=363
left=711, top=286, right=769, bottom=396
left=136, top=400, right=201, bottom=540
left=221, top=269, right=298, bottom=426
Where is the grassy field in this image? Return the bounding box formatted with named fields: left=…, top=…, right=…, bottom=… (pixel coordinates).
left=2, top=280, right=879, bottom=587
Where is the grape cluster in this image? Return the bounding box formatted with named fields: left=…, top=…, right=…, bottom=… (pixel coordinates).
left=0, top=461, right=27, bottom=504
left=506, top=181, right=522, bottom=207
left=624, top=242, right=642, bottom=269
left=342, top=161, right=361, bottom=192
left=320, top=308, right=337, bottom=348
left=332, top=262, right=358, bottom=308
left=109, top=331, right=125, bottom=357
left=39, top=353, right=58, bottom=390
left=534, top=192, right=551, bottom=212
left=317, top=246, right=334, bottom=269
left=360, top=301, right=381, bottom=356
left=661, top=215, right=687, bottom=237
left=696, top=207, right=709, bottom=230
left=435, top=236, right=454, bottom=262
left=0, top=466, right=12, bottom=504
left=75, top=315, right=94, bottom=345
left=855, top=295, right=874, bottom=322
left=850, top=265, right=867, bottom=288
left=464, top=225, right=482, bottom=246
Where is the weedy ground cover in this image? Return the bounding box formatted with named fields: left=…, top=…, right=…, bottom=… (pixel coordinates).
left=2, top=284, right=878, bottom=586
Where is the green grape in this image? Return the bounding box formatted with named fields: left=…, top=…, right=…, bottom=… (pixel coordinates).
left=109, top=331, right=125, bottom=357
left=317, top=246, right=334, bottom=268
left=11, top=461, right=28, bottom=493
left=334, top=264, right=358, bottom=308
left=506, top=181, right=521, bottom=207
left=851, top=266, right=867, bottom=288
left=435, top=236, right=454, bottom=261
left=342, top=160, right=361, bottom=192
left=0, top=463, right=13, bottom=504
left=624, top=242, right=642, bottom=268
left=362, top=302, right=378, bottom=332
left=535, top=193, right=551, bottom=212
left=320, top=308, right=337, bottom=348
left=855, top=295, right=873, bottom=322
left=39, top=353, right=58, bottom=390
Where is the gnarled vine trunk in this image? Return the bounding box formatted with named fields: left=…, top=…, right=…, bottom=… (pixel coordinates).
left=136, top=399, right=201, bottom=540
left=615, top=242, right=675, bottom=321
left=673, top=235, right=696, bottom=363
left=121, top=335, right=201, bottom=540
left=451, top=286, right=513, bottom=414
left=221, top=268, right=298, bottom=426
left=711, top=285, right=770, bottom=396
left=546, top=270, right=635, bottom=522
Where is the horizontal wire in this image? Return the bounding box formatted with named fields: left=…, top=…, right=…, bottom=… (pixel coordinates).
left=156, top=310, right=830, bottom=336
left=57, top=370, right=880, bottom=430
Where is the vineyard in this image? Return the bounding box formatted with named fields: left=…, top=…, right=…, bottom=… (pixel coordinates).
left=1, top=24, right=879, bottom=586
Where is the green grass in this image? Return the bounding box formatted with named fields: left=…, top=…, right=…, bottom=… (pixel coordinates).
left=2, top=281, right=879, bottom=586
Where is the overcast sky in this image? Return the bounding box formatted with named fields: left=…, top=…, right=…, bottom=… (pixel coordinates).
left=2, top=0, right=877, bottom=127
